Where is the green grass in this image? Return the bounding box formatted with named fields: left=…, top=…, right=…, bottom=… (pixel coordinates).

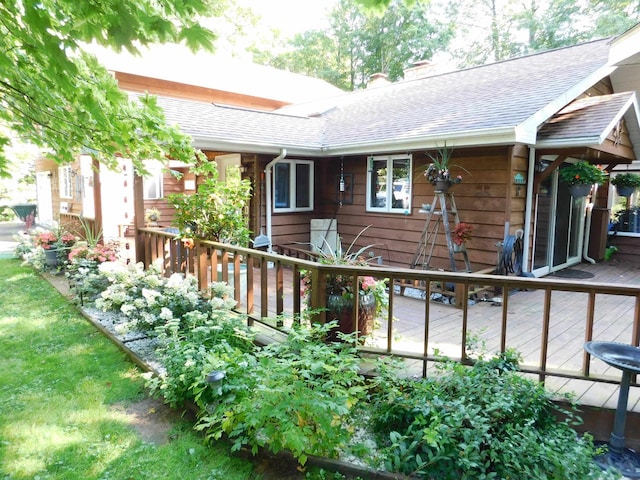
left=0, top=259, right=261, bottom=480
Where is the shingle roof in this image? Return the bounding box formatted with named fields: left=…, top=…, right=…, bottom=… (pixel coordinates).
left=316, top=38, right=613, bottom=148
left=149, top=38, right=619, bottom=154
left=537, top=92, right=636, bottom=145
left=153, top=96, right=325, bottom=150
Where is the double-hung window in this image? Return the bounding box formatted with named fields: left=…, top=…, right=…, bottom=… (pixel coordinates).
left=143, top=161, right=164, bottom=200
left=273, top=160, right=313, bottom=212
left=366, top=154, right=412, bottom=212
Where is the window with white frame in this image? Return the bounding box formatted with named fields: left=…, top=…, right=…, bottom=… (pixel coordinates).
left=143, top=162, right=164, bottom=200
left=59, top=165, right=73, bottom=199
left=273, top=160, right=313, bottom=212
left=366, top=154, right=412, bottom=212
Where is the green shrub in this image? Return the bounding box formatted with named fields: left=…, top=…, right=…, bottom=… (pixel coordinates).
left=146, top=308, right=255, bottom=408
left=367, top=355, right=616, bottom=479
left=195, top=322, right=369, bottom=465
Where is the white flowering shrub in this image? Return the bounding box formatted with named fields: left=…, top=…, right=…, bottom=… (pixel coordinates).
left=95, top=259, right=206, bottom=333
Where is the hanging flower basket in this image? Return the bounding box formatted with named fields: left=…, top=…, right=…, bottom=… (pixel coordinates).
left=569, top=184, right=592, bottom=198
left=616, top=185, right=635, bottom=197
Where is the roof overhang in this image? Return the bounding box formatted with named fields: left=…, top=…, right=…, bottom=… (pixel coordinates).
left=536, top=92, right=640, bottom=154
left=609, top=23, right=640, bottom=67
left=191, top=126, right=526, bottom=158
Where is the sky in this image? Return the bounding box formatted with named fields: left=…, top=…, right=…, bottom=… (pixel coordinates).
left=241, top=0, right=337, bottom=35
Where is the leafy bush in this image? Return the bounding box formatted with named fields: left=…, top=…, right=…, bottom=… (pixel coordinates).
left=147, top=298, right=255, bottom=408
left=168, top=158, right=252, bottom=246
left=195, top=323, right=369, bottom=465
left=367, top=354, right=615, bottom=479
left=95, top=260, right=205, bottom=332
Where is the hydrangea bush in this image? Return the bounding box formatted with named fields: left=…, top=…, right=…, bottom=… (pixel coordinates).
left=95, top=260, right=204, bottom=332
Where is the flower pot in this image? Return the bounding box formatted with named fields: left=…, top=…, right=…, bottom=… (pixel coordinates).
left=44, top=248, right=66, bottom=267
left=569, top=184, right=592, bottom=198
left=434, top=179, right=451, bottom=192
left=616, top=185, right=636, bottom=197
left=326, top=292, right=376, bottom=340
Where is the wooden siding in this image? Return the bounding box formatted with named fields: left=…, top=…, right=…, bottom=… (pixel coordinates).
left=610, top=235, right=640, bottom=264
left=275, top=146, right=520, bottom=273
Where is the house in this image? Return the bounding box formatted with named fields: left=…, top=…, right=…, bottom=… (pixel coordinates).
left=36, top=25, right=640, bottom=275
left=33, top=45, right=344, bottom=251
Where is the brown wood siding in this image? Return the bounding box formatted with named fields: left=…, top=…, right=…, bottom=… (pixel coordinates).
left=269, top=147, right=518, bottom=272
left=609, top=235, right=640, bottom=264
left=143, top=170, right=183, bottom=228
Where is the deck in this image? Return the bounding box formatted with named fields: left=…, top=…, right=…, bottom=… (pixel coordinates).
left=241, top=259, right=640, bottom=413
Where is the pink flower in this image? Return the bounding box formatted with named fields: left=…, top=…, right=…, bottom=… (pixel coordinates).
left=361, top=276, right=377, bottom=291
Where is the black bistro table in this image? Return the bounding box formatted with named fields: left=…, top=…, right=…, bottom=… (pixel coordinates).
left=585, top=341, right=640, bottom=478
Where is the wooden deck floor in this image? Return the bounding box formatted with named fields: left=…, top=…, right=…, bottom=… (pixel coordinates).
left=243, top=259, right=640, bottom=413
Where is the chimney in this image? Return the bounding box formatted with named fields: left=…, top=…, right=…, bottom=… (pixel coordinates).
left=367, top=72, right=391, bottom=89
left=403, top=60, right=439, bottom=81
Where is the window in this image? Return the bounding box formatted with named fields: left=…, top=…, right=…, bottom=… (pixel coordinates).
left=366, top=154, right=412, bottom=212
left=143, top=162, right=164, bottom=200
left=273, top=160, right=313, bottom=212
left=59, top=166, right=73, bottom=199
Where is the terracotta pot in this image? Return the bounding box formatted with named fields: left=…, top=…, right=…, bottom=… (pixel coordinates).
left=569, top=183, right=592, bottom=197
left=326, top=292, right=376, bottom=340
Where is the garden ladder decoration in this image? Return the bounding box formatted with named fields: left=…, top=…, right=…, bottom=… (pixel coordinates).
left=411, top=191, right=471, bottom=272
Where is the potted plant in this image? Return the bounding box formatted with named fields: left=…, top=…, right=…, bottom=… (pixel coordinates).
left=611, top=173, right=640, bottom=197
left=33, top=225, right=77, bottom=267
left=301, top=227, right=388, bottom=341
left=424, top=144, right=468, bottom=192
left=168, top=159, right=251, bottom=246
left=452, top=222, right=473, bottom=251
left=144, top=207, right=161, bottom=227
left=558, top=161, right=607, bottom=197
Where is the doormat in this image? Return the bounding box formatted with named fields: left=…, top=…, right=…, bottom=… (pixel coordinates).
left=549, top=268, right=595, bottom=279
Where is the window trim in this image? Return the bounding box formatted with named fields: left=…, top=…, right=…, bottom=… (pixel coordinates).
left=366, top=154, right=413, bottom=213
left=273, top=159, right=314, bottom=213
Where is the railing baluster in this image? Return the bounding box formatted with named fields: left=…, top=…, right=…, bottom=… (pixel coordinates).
left=500, top=282, right=509, bottom=353
left=386, top=275, right=394, bottom=353
left=539, top=287, right=552, bottom=384
left=461, top=281, right=469, bottom=362
left=423, top=280, right=431, bottom=378
left=583, top=290, right=596, bottom=376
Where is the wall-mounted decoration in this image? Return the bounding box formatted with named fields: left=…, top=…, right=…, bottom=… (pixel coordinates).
left=336, top=173, right=353, bottom=204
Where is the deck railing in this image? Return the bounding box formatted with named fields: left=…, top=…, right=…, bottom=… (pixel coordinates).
left=138, top=227, right=640, bottom=388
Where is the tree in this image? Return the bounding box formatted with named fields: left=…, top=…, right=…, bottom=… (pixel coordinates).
left=358, top=0, right=639, bottom=68
left=253, top=0, right=455, bottom=91
left=0, top=0, right=223, bottom=178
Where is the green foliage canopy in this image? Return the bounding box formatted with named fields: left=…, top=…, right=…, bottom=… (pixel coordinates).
left=0, top=0, right=222, bottom=177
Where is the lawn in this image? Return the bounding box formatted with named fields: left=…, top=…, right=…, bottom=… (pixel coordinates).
left=0, top=259, right=265, bottom=480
